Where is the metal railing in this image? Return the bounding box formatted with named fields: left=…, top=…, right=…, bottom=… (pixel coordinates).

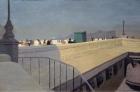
left=18, top=52, right=140, bottom=92
left=18, top=57, right=94, bottom=92
left=82, top=52, right=140, bottom=91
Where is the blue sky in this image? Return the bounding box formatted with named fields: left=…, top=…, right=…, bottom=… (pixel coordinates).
left=0, top=0, right=140, bottom=40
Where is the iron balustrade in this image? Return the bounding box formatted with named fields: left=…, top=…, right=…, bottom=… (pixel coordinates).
left=18, top=56, right=94, bottom=92
left=18, top=52, right=140, bottom=92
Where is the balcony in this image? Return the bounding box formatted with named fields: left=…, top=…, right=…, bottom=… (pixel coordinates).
left=18, top=52, right=140, bottom=92
left=16, top=38, right=140, bottom=91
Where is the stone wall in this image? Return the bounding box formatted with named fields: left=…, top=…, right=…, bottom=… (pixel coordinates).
left=55, top=38, right=140, bottom=74
left=58, top=39, right=123, bottom=61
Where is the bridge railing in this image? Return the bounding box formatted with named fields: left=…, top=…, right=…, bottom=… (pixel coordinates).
left=18, top=56, right=94, bottom=92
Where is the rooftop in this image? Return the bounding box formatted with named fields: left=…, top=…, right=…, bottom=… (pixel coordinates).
left=57, top=38, right=140, bottom=73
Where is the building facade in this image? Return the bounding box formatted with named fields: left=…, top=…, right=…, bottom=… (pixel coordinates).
left=74, top=32, right=87, bottom=43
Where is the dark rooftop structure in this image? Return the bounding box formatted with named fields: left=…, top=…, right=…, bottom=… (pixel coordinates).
left=74, top=31, right=87, bottom=43
left=0, top=0, right=18, bottom=62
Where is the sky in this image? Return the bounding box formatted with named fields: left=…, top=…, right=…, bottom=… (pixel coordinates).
left=0, top=0, right=140, bottom=40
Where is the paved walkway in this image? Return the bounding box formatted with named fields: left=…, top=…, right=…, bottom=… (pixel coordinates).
left=0, top=62, right=46, bottom=92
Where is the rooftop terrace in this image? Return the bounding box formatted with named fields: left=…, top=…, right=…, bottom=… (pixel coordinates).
left=57, top=38, right=140, bottom=73
left=1, top=38, right=139, bottom=92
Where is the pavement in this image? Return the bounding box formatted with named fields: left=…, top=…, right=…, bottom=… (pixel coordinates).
left=0, top=62, right=46, bottom=92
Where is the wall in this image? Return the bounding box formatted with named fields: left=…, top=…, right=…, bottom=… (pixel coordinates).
left=58, top=39, right=123, bottom=61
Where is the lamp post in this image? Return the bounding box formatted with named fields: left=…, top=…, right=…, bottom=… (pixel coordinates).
left=122, top=20, right=125, bottom=36
left=121, top=20, right=127, bottom=38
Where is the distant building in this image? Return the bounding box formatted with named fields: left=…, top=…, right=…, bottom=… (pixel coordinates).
left=87, top=30, right=117, bottom=41
left=74, top=32, right=87, bottom=43
left=105, top=31, right=116, bottom=39
left=51, top=39, right=69, bottom=45
left=18, top=39, right=69, bottom=47
left=33, top=39, right=40, bottom=46
left=51, top=40, right=59, bottom=45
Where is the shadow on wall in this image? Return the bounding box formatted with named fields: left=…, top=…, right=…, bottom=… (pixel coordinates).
left=19, top=44, right=61, bottom=60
